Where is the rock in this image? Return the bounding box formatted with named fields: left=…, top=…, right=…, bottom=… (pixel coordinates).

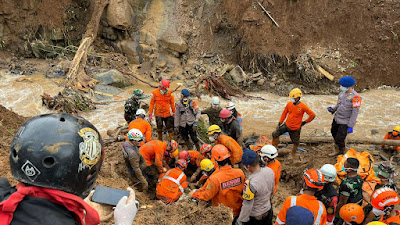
left=120, top=40, right=139, bottom=64
left=270, top=83, right=276, bottom=88
left=157, top=54, right=181, bottom=68
left=153, top=59, right=167, bottom=68
left=102, top=27, right=118, bottom=41
left=94, top=84, right=123, bottom=101
left=159, top=34, right=188, bottom=53
left=257, top=78, right=265, bottom=86
left=56, top=60, right=71, bottom=73
left=370, top=129, right=379, bottom=135
left=229, top=65, right=248, bottom=84
left=94, top=69, right=131, bottom=88
left=138, top=44, right=153, bottom=55
left=106, top=0, right=134, bottom=30
left=45, top=69, right=65, bottom=78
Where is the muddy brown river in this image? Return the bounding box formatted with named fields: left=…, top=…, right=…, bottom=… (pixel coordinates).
left=1, top=72, right=399, bottom=141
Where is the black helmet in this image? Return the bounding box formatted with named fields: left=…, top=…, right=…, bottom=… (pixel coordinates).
left=10, top=113, right=103, bottom=198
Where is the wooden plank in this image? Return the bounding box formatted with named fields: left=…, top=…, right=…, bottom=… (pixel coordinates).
left=316, top=65, right=335, bottom=81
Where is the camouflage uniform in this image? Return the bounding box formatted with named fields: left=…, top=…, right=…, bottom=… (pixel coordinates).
left=338, top=175, right=363, bottom=204
left=201, top=106, right=223, bottom=127
left=124, top=98, right=141, bottom=123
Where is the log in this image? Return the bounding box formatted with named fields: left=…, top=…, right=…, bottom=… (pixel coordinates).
left=316, top=65, right=334, bottom=81
left=280, top=136, right=400, bottom=146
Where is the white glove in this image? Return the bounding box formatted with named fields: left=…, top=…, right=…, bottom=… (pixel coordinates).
left=114, top=187, right=140, bottom=225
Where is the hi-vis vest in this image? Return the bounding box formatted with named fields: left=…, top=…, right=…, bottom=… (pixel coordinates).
left=156, top=168, right=186, bottom=204
left=276, top=196, right=324, bottom=225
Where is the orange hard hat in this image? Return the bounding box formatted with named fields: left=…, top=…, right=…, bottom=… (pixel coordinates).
left=178, top=151, right=190, bottom=162
left=200, top=144, right=212, bottom=156
left=339, top=203, right=365, bottom=223
left=220, top=109, right=232, bottom=119
left=303, top=169, right=325, bottom=190
left=211, top=144, right=230, bottom=162
left=371, top=187, right=400, bottom=210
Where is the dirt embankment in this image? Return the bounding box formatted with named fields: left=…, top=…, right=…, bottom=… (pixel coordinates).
left=217, top=0, right=400, bottom=90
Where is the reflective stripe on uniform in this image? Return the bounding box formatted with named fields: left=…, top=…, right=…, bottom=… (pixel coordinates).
left=313, top=201, right=324, bottom=225
left=276, top=217, right=285, bottom=225
left=290, top=196, right=296, bottom=207
left=163, top=171, right=185, bottom=194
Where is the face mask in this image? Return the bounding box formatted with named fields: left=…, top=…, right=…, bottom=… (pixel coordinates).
left=290, top=98, right=296, bottom=103
left=372, top=207, right=386, bottom=216
left=160, top=89, right=168, bottom=95
left=340, top=86, right=348, bottom=92
left=209, top=136, right=216, bottom=142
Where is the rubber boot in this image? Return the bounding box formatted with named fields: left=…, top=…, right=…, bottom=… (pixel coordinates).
left=168, top=131, right=174, bottom=140
left=157, top=131, right=163, bottom=141
left=328, top=145, right=340, bottom=157
left=194, top=142, right=201, bottom=152
left=272, top=137, right=279, bottom=148
left=292, top=145, right=299, bottom=155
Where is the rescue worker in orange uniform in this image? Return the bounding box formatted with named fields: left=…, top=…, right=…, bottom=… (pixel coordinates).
left=149, top=79, right=176, bottom=141
left=276, top=169, right=327, bottom=225
left=126, top=109, right=152, bottom=143
left=382, top=126, right=400, bottom=152
left=156, top=160, right=188, bottom=204
left=190, top=144, right=245, bottom=224
left=339, top=203, right=365, bottom=225
left=272, top=88, right=316, bottom=155
left=139, top=140, right=179, bottom=187
left=178, top=150, right=204, bottom=182
left=200, top=143, right=218, bottom=171
left=208, top=125, right=243, bottom=166
left=363, top=187, right=400, bottom=224
left=259, top=145, right=281, bottom=195
left=195, top=159, right=218, bottom=188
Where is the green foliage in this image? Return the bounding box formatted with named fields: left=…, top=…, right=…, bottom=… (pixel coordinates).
left=197, top=118, right=211, bottom=144
left=348, top=61, right=358, bottom=68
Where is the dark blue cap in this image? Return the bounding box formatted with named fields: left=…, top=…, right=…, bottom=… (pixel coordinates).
left=286, top=206, right=314, bottom=225
left=339, top=76, right=356, bottom=87
left=181, top=89, right=190, bottom=97
left=242, top=150, right=257, bottom=166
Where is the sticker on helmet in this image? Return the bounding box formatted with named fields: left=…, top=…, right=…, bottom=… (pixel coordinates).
left=78, top=128, right=102, bottom=169
left=21, top=160, right=41, bottom=182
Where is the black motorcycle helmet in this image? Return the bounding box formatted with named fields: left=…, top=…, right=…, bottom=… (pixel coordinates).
left=9, top=113, right=104, bottom=198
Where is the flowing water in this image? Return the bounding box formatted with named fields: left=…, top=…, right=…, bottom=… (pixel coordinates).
left=1, top=72, right=399, bottom=141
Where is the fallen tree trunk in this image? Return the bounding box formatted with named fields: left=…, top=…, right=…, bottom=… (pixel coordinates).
left=280, top=136, right=400, bottom=146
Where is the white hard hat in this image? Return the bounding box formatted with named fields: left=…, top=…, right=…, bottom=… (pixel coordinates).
left=226, top=102, right=235, bottom=110
left=260, top=145, right=278, bottom=162
left=127, top=128, right=144, bottom=141
left=136, top=108, right=146, bottom=116
left=320, top=164, right=337, bottom=182
left=211, top=96, right=220, bottom=106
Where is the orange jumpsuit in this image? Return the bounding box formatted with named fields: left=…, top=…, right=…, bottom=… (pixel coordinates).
left=139, top=140, right=167, bottom=173
left=383, top=132, right=400, bottom=151
left=275, top=194, right=327, bottom=225
left=149, top=88, right=175, bottom=118
left=188, top=150, right=204, bottom=167
left=267, top=159, right=281, bottom=195
left=127, top=118, right=152, bottom=142
left=192, top=165, right=245, bottom=216
left=216, top=134, right=243, bottom=165
left=279, top=102, right=316, bottom=131
left=156, top=167, right=188, bottom=204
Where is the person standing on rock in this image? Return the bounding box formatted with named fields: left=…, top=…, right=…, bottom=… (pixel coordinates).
left=123, top=129, right=148, bottom=191
left=127, top=109, right=152, bottom=143
left=272, top=88, right=316, bottom=155
left=237, top=150, right=275, bottom=225
left=149, top=79, right=176, bottom=141
left=328, top=76, right=361, bottom=156
left=174, top=89, right=201, bottom=151
left=201, top=96, right=224, bottom=127
left=124, top=89, right=146, bottom=124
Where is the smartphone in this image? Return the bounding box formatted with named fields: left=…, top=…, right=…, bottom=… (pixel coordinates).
left=91, top=186, right=130, bottom=206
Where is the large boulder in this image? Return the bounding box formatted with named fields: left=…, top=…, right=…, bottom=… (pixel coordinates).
left=229, top=66, right=248, bottom=84
left=106, top=0, right=134, bottom=30
left=94, top=84, right=123, bottom=101
left=159, top=34, right=188, bottom=54
left=94, top=69, right=131, bottom=88
left=120, top=40, right=140, bottom=64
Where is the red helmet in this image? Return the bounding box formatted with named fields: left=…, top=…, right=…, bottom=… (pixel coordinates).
left=160, top=79, right=170, bottom=91
left=220, top=109, right=232, bottom=119
left=200, top=144, right=213, bottom=156
left=211, top=144, right=230, bottom=161
left=176, top=160, right=187, bottom=170
left=303, top=169, right=325, bottom=190
left=178, top=151, right=190, bottom=162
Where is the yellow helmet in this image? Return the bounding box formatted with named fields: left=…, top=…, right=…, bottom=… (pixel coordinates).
left=207, top=125, right=222, bottom=135
left=289, top=88, right=303, bottom=98
left=200, top=159, right=214, bottom=172
left=394, top=126, right=400, bottom=132
left=366, top=222, right=387, bottom=225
